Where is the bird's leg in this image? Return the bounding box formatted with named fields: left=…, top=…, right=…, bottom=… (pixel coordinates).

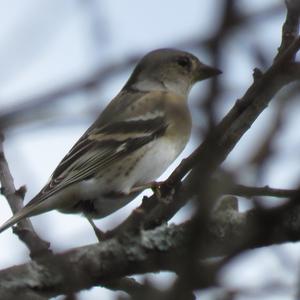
left=86, top=216, right=105, bottom=242
left=130, top=181, right=163, bottom=197
left=104, top=181, right=164, bottom=199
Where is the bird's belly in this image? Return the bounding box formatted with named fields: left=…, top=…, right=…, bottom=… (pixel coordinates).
left=61, top=137, right=184, bottom=218
left=129, top=137, right=182, bottom=187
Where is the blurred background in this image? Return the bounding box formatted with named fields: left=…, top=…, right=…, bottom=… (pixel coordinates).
left=0, top=0, right=300, bottom=299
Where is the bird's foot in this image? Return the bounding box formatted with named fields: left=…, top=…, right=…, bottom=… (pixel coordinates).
left=130, top=181, right=164, bottom=198
left=149, top=181, right=164, bottom=198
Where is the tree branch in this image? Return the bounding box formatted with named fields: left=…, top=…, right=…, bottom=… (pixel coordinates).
left=275, top=0, right=300, bottom=60
left=1, top=192, right=300, bottom=298
left=0, top=133, right=51, bottom=258
left=101, top=277, right=151, bottom=297
left=229, top=184, right=298, bottom=198
left=0, top=224, right=187, bottom=298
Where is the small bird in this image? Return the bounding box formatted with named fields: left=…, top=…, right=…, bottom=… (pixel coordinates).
left=0, top=49, right=221, bottom=236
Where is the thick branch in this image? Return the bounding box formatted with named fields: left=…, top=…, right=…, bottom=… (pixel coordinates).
left=0, top=224, right=187, bottom=298
left=1, top=194, right=300, bottom=298
left=229, top=184, right=298, bottom=198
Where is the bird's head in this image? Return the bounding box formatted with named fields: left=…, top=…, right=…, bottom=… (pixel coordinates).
left=124, top=48, right=222, bottom=96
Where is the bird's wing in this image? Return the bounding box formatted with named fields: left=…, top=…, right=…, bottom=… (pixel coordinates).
left=26, top=105, right=168, bottom=207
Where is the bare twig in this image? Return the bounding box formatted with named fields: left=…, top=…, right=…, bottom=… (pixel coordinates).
left=228, top=184, right=298, bottom=199
left=247, top=102, right=284, bottom=170
left=0, top=133, right=51, bottom=257
left=275, top=0, right=300, bottom=61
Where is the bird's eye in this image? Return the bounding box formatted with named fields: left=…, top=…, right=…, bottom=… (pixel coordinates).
left=176, top=56, right=191, bottom=70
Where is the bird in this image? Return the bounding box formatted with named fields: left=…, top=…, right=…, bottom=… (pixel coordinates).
left=0, top=48, right=221, bottom=237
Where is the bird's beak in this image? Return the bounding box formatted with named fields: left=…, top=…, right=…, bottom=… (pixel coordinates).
left=195, top=63, right=222, bottom=81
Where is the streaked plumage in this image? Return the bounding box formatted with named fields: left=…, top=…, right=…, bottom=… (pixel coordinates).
left=0, top=49, right=221, bottom=234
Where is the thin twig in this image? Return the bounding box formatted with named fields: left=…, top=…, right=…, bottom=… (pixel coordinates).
left=275, top=0, right=300, bottom=61
left=0, top=133, right=51, bottom=257
left=229, top=184, right=298, bottom=198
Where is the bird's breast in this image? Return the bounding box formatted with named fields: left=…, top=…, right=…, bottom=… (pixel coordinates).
left=128, top=136, right=186, bottom=188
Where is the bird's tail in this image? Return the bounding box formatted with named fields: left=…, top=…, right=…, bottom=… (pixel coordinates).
left=0, top=205, right=38, bottom=234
